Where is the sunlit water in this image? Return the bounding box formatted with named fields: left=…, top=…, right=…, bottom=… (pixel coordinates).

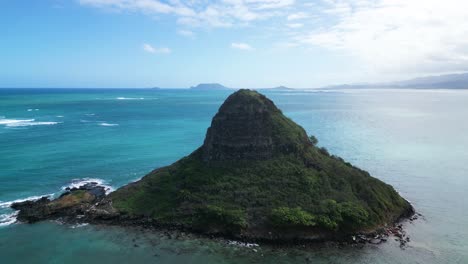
left=0, top=88, right=467, bottom=263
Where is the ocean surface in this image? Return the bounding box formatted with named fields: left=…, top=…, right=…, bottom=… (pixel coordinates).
left=0, top=88, right=467, bottom=263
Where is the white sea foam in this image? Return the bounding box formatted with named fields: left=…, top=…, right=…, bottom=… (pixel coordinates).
left=70, top=223, right=89, bottom=229
left=7, top=121, right=59, bottom=127
left=227, top=240, right=259, bottom=248
left=116, top=97, right=144, bottom=100
left=85, top=113, right=95, bottom=116
left=0, top=118, right=60, bottom=127
left=0, top=211, right=19, bottom=227
left=61, top=178, right=114, bottom=194
left=56, top=115, right=64, bottom=118
left=99, top=122, right=118, bottom=127
left=0, top=194, right=54, bottom=209
left=0, top=118, right=34, bottom=125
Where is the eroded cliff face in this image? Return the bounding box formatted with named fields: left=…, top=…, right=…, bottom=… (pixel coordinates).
left=202, top=89, right=311, bottom=161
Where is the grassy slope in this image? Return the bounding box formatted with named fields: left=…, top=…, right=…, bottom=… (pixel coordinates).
left=110, top=147, right=411, bottom=236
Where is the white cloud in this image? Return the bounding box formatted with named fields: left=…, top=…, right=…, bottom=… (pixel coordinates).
left=80, top=0, right=468, bottom=78
left=300, top=0, right=468, bottom=75
left=143, top=43, right=156, bottom=53
left=231, top=42, right=254, bottom=50
left=142, top=43, right=171, bottom=54
left=287, top=11, right=308, bottom=20
left=287, top=23, right=303, bottom=28
left=178, top=29, right=195, bottom=37
left=79, top=0, right=195, bottom=16
left=79, top=0, right=295, bottom=28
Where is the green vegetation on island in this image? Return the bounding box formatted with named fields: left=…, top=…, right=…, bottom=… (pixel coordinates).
left=109, top=89, right=413, bottom=239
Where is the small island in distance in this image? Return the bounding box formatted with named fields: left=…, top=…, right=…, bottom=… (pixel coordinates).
left=12, top=89, right=414, bottom=244
left=190, top=83, right=231, bottom=90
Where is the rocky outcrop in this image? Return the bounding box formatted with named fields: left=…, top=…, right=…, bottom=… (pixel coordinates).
left=202, top=90, right=311, bottom=161
left=11, top=182, right=118, bottom=223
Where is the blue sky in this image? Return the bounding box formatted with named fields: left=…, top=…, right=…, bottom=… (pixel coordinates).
left=1, top=0, right=468, bottom=88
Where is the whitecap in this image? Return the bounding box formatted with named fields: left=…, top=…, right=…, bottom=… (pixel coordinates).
left=61, top=178, right=114, bottom=194
left=56, top=115, right=64, bottom=118
left=99, top=122, right=118, bottom=127
left=0, top=118, right=60, bottom=127
left=116, top=97, right=144, bottom=100
left=227, top=240, right=259, bottom=248
left=0, top=118, right=34, bottom=125
left=70, top=223, right=89, bottom=229
left=0, top=194, right=54, bottom=209
left=7, top=121, right=59, bottom=127
left=85, top=113, right=95, bottom=116
left=0, top=211, right=19, bottom=227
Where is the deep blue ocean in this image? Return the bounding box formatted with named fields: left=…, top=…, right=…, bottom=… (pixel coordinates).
left=0, top=88, right=467, bottom=263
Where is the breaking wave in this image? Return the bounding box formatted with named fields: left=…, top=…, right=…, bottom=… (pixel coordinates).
left=99, top=122, right=119, bottom=127
left=0, top=118, right=60, bottom=127
left=0, top=211, right=19, bottom=227
left=0, top=194, right=54, bottom=209
left=116, top=97, right=144, bottom=100
left=61, top=178, right=114, bottom=194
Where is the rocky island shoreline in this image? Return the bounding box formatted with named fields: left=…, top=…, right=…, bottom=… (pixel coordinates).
left=11, top=89, right=415, bottom=246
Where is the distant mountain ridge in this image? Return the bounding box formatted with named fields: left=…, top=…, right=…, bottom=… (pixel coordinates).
left=260, top=86, right=294, bottom=91
left=324, top=73, right=468, bottom=90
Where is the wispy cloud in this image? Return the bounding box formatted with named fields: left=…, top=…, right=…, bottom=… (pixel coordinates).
left=142, top=43, right=171, bottom=54
left=231, top=42, right=254, bottom=51
left=80, top=0, right=468, bottom=79
left=299, top=0, right=468, bottom=75
left=287, top=12, right=308, bottom=20
left=78, top=0, right=296, bottom=28
left=78, top=0, right=194, bottom=16
left=177, top=29, right=195, bottom=38
left=287, top=23, right=303, bottom=28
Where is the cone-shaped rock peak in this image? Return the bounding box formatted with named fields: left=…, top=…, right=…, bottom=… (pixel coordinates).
left=202, top=89, right=311, bottom=161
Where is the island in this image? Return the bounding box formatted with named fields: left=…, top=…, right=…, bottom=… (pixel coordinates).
left=190, top=83, right=231, bottom=90
left=11, top=89, right=414, bottom=244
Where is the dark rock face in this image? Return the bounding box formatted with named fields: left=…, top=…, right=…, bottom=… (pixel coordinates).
left=64, top=182, right=106, bottom=198
left=202, top=89, right=311, bottom=161
left=11, top=197, right=52, bottom=222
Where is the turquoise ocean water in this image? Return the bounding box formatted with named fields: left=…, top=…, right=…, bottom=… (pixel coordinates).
left=0, top=88, right=467, bottom=263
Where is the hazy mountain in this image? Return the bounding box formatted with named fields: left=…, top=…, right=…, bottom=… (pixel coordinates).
left=260, top=86, right=295, bottom=91
left=190, top=83, right=231, bottom=90
left=324, top=73, right=468, bottom=90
